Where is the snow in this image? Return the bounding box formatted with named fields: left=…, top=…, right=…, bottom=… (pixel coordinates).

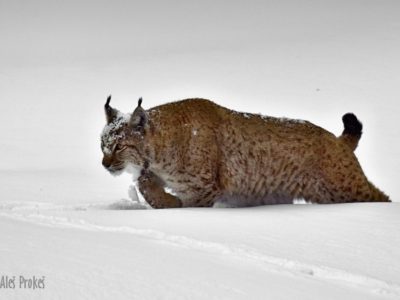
left=101, top=112, right=130, bottom=155
left=0, top=185, right=399, bottom=299
left=1, top=0, right=400, bottom=299
left=0, top=170, right=399, bottom=299
left=232, top=110, right=308, bottom=126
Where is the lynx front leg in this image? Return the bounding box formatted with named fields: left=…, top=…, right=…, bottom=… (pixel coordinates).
left=138, top=171, right=182, bottom=209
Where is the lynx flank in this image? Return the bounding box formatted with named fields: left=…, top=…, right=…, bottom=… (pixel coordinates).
left=100, top=96, right=389, bottom=208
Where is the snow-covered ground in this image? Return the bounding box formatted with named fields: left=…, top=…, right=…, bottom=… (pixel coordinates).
left=0, top=171, right=399, bottom=299
left=1, top=0, right=400, bottom=299
left=1, top=170, right=399, bottom=299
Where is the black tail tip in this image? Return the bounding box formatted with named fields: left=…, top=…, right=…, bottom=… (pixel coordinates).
left=342, top=113, right=363, bottom=136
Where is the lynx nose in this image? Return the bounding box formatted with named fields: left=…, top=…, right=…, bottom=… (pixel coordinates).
left=102, top=156, right=112, bottom=169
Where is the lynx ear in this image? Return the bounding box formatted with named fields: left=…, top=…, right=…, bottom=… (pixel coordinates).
left=104, top=95, right=119, bottom=124
left=129, top=97, right=149, bottom=131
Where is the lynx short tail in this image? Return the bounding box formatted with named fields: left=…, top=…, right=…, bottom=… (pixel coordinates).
left=339, top=113, right=363, bottom=151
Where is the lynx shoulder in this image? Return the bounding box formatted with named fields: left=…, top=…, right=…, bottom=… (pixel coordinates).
left=100, top=96, right=389, bottom=208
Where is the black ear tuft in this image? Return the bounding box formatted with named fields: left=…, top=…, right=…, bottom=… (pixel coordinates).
left=104, top=95, right=120, bottom=124
left=342, top=113, right=363, bottom=136
left=138, top=97, right=142, bottom=107
left=105, top=95, right=112, bottom=109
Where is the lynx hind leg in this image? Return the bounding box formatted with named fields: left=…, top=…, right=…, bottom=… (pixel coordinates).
left=328, top=161, right=391, bottom=203
left=303, top=136, right=390, bottom=203
left=357, top=181, right=390, bottom=202
left=302, top=170, right=390, bottom=204
left=306, top=181, right=390, bottom=204
left=138, top=171, right=182, bottom=208
left=328, top=179, right=390, bottom=203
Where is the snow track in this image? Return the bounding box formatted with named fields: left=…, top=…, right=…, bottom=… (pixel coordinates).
left=1, top=202, right=400, bottom=299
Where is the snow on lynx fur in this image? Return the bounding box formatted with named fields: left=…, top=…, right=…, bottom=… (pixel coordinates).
left=101, top=96, right=389, bottom=208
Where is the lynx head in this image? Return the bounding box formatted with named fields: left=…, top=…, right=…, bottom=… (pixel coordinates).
left=101, top=95, right=149, bottom=175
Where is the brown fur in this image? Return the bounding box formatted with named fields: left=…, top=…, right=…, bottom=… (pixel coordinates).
left=101, top=98, right=390, bottom=208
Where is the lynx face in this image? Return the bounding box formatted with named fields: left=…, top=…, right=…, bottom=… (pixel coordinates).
left=100, top=96, right=148, bottom=175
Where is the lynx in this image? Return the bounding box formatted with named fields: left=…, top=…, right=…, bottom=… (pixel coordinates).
left=100, top=96, right=389, bottom=208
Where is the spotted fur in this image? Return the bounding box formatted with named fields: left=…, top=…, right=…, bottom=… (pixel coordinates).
left=101, top=97, right=390, bottom=208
